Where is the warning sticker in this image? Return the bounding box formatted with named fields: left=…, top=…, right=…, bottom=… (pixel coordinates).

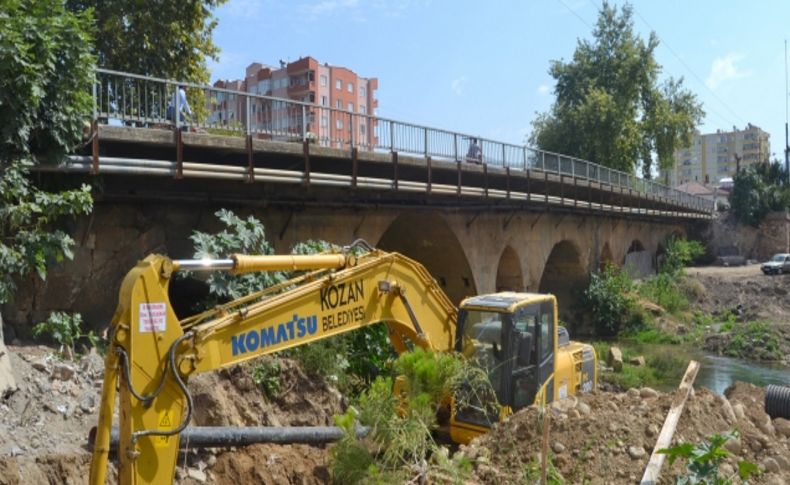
left=155, top=409, right=174, bottom=448
left=139, top=303, right=167, bottom=333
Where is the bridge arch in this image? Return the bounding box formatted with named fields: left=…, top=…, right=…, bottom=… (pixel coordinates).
left=538, top=240, right=587, bottom=324
left=377, top=213, right=476, bottom=305
left=495, top=246, right=523, bottom=292
left=624, top=239, right=652, bottom=278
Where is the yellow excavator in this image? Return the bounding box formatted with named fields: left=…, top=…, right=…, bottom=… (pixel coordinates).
left=89, top=241, right=597, bottom=484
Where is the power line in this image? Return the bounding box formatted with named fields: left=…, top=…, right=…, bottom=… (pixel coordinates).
left=628, top=7, right=747, bottom=128
left=556, top=0, right=593, bottom=29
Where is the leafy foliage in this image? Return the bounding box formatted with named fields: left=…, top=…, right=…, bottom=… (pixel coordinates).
left=529, top=2, right=703, bottom=176
left=730, top=161, right=790, bottom=226
left=66, top=0, right=226, bottom=84
left=250, top=358, right=282, bottom=399
left=583, top=263, right=640, bottom=336
left=725, top=321, right=782, bottom=361
left=0, top=0, right=95, bottom=305
left=659, top=431, right=758, bottom=484
left=33, top=312, right=97, bottom=360
left=331, top=350, right=483, bottom=484
left=661, top=238, right=705, bottom=277
left=189, top=209, right=285, bottom=304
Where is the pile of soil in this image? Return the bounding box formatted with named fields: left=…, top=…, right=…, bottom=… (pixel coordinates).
left=683, top=265, right=790, bottom=364
left=0, top=345, right=345, bottom=485
left=464, top=382, right=790, bottom=484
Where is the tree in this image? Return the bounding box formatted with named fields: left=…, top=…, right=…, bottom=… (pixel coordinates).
left=66, top=0, right=227, bottom=83
left=529, top=2, right=704, bottom=177
left=0, top=0, right=95, bottom=395
left=730, top=160, right=790, bottom=226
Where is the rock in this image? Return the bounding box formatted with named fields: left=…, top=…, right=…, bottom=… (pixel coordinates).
left=51, top=363, right=76, bottom=381
left=552, top=442, right=566, bottom=454
left=551, top=396, right=577, bottom=413
left=645, top=424, right=659, bottom=438
left=186, top=468, right=207, bottom=483
left=757, top=416, right=776, bottom=437
left=605, top=400, right=618, bottom=412
left=716, top=395, right=736, bottom=423
left=629, top=356, right=646, bottom=367
left=773, top=454, right=789, bottom=471
left=723, top=436, right=741, bottom=454
left=568, top=409, right=581, bottom=419
left=626, top=388, right=640, bottom=399
left=628, top=445, right=646, bottom=459
left=639, top=387, right=659, bottom=399
left=675, top=324, right=687, bottom=335
left=80, top=348, right=105, bottom=377
left=763, top=457, right=780, bottom=474
left=774, top=418, right=790, bottom=438
left=80, top=394, right=96, bottom=413
left=576, top=401, right=591, bottom=416
left=206, top=454, right=217, bottom=468
left=31, top=359, right=48, bottom=372
left=720, top=463, right=734, bottom=477
left=608, top=347, right=623, bottom=372
left=732, top=403, right=745, bottom=420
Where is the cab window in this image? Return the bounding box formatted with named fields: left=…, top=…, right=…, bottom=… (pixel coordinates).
left=539, top=305, right=553, bottom=358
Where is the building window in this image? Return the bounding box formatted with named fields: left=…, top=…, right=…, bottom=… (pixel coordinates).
left=321, top=95, right=328, bottom=106
left=336, top=119, right=343, bottom=130
left=321, top=115, right=328, bottom=127
left=347, top=82, right=353, bottom=93
left=360, top=106, right=366, bottom=115
left=336, top=100, right=342, bottom=109
left=360, top=124, right=366, bottom=135
left=360, top=86, right=366, bottom=97
left=348, top=102, right=353, bottom=112
left=336, top=79, right=342, bottom=90
left=320, top=75, right=327, bottom=87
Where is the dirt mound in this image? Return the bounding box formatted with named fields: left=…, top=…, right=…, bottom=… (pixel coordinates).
left=0, top=346, right=345, bottom=484
left=463, top=382, right=790, bottom=484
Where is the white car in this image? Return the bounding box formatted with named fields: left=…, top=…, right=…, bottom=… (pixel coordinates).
left=761, top=253, right=790, bottom=275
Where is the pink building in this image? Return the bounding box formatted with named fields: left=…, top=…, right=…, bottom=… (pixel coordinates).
left=209, top=57, right=378, bottom=148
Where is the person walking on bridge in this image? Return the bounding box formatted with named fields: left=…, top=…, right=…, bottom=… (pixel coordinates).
left=466, top=138, right=483, bottom=164
left=167, top=84, right=193, bottom=129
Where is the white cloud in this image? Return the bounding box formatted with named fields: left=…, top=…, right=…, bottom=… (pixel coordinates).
left=706, top=53, right=751, bottom=90
left=537, top=84, right=550, bottom=96
left=451, top=76, right=467, bottom=96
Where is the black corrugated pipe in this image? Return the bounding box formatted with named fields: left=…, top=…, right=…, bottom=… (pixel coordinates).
left=765, top=384, right=790, bottom=419
left=88, top=425, right=370, bottom=452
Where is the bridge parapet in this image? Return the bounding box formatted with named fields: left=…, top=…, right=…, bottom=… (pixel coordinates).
left=77, top=68, right=713, bottom=216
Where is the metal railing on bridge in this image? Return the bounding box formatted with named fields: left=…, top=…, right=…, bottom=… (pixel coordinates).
left=91, top=68, right=714, bottom=214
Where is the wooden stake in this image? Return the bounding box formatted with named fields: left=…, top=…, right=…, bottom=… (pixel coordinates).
left=540, top=405, right=551, bottom=485
left=640, top=360, right=700, bottom=485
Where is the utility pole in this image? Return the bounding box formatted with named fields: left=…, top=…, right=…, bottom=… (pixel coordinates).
left=785, top=40, right=789, bottom=182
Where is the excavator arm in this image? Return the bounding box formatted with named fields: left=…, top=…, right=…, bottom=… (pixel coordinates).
left=90, top=245, right=457, bottom=485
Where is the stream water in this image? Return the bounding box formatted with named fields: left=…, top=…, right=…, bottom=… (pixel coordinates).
left=608, top=341, right=789, bottom=394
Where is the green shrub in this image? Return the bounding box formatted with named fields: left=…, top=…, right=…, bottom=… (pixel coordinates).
left=660, top=237, right=705, bottom=277
left=725, top=321, right=781, bottom=361
left=33, top=312, right=97, bottom=360
left=331, top=350, right=485, bottom=484
left=638, top=273, right=688, bottom=314
left=583, top=264, right=638, bottom=336
left=250, top=359, right=282, bottom=399
left=659, top=431, right=758, bottom=484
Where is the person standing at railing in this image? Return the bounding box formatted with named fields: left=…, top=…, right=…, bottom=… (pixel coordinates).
left=466, top=138, right=483, bottom=164
left=167, top=85, right=192, bottom=129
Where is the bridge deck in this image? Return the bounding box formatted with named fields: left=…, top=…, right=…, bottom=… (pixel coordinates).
left=48, top=126, right=711, bottom=220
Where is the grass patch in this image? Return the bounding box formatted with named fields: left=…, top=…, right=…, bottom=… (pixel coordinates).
left=726, top=321, right=782, bottom=361
left=592, top=339, right=689, bottom=390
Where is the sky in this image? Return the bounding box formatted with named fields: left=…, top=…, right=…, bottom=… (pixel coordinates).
left=208, top=0, right=790, bottom=158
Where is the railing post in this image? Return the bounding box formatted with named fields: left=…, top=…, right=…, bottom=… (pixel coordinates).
left=453, top=133, right=458, bottom=161
left=92, top=73, right=98, bottom=121
left=301, top=104, right=307, bottom=142
left=246, top=96, right=252, bottom=135
left=523, top=146, right=528, bottom=169
left=389, top=122, right=394, bottom=152
left=349, top=111, right=354, bottom=148
left=424, top=127, right=428, bottom=157
left=571, top=158, right=575, bottom=178
left=174, top=82, right=179, bottom=130
left=502, top=144, right=506, bottom=167
left=541, top=151, right=545, bottom=171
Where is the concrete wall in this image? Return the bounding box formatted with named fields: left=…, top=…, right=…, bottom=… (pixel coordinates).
left=3, top=201, right=686, bottom=339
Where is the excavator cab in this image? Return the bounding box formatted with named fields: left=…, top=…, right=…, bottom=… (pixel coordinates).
left=449, top=292, right=596, bottom=444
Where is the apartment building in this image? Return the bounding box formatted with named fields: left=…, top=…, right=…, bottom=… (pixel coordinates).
left=664, top=123, right=770, bottom=186
left=208, top=57, right=378, bottom=149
